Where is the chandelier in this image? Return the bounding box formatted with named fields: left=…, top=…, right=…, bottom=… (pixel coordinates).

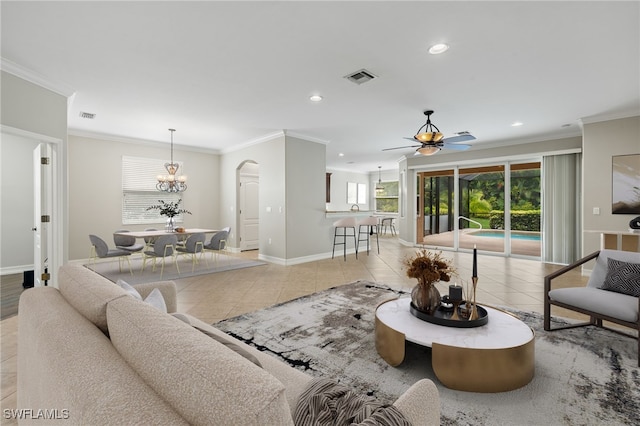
left=375, top=166, right=385, bottom=194
left=157, top=129, right=187, bottom=193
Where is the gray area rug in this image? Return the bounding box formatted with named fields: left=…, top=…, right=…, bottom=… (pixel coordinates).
left=85, top=253, right=265, bottom=284
left=215, top=280, right=639, bottom=426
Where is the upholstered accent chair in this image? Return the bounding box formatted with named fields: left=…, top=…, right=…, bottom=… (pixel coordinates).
left=544, top=249, right=640, bottom=366
left=176, top=232, right=207, bottom=272
left=89, top=234, right=133, bottom=274
left=141, top=234, right=180, bottom=278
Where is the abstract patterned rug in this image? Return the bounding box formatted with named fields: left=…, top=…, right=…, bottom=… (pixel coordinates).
left=215, top=281, right=639, bottom=426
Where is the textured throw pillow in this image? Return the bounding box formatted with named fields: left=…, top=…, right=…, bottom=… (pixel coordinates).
left=171, top=313, right=262, bottom=367
left=116, top=279, right=167, bottom=313
left=601, top=258, right=640, bottom=297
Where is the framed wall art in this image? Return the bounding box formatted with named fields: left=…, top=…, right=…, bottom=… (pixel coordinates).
left=612, top=154, right=640, bottom=214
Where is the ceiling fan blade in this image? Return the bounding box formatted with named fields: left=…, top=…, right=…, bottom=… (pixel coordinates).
left=443, top=133, right=476, bottom=144
left=442, top=142, right=471, bottom=151
left=382, top=145, right=421, bottom=151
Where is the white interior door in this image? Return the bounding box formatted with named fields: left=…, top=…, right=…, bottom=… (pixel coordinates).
left=33, top=143, right=52, bottom=286
left=239, top=174, right=259, bottom=251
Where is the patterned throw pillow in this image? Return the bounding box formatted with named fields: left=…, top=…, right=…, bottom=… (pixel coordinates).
left=601, top=258, right=640, bottom=297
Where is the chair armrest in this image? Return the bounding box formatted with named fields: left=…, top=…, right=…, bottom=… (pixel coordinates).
left=132, top=281, right=178, bottom=313
left=544, top=251, right=600, bottom=294
left=392, top=378, right=440, bottom=426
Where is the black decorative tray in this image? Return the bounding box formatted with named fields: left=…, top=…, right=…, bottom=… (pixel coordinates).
left=410, top=301, right=488, bottom=328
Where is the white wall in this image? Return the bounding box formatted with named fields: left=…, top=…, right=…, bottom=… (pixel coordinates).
left=582, top=115, right=640, bottom=255
left=68, top=134, right=219, bottom=260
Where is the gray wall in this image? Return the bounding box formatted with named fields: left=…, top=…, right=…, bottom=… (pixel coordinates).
left=67, top=134, right=219, bottom=260
left=582, top=115, right=640, bottom=254
left=0, top=71, right=68, bottom=274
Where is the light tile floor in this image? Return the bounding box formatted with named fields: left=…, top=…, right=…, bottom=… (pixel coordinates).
left=1, top=237, right=586, bottom=423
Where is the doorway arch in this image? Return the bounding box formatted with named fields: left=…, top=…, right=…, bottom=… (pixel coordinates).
left=236, top=161, right=259, bottom=251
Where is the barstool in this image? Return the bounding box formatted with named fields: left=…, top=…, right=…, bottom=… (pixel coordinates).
left=381, top=217, right=397, bottom=236
left=357, top=216, right=380, bottom=255
left=332, top=217, right=358, bottom=261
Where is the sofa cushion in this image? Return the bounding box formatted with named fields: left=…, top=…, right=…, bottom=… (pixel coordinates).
left=549, top=287, right=638, bottom=323
left=601, top=258, right=640, bottom=297
left=58, top=264, right=128, bottom=333
left=171, top=313, right=262, bottom=367
left=17, top=287, right=188, bottom=425
left=107, top=296, right=294, bottom=426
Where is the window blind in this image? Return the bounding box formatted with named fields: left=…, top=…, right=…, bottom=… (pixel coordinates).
left=122, top=156, right=185, bottom=225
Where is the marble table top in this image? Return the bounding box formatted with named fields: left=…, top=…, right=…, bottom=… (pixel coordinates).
left=376, top=297, right=533, bottom=350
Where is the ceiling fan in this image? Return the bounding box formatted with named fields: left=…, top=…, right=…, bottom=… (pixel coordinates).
left=383, top=110, right=476, bottom=156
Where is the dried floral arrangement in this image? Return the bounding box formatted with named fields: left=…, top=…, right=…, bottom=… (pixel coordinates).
left=404, top=248, right=457, bottom=287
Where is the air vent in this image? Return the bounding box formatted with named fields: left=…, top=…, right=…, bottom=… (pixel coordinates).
left=79, top=111, right=96, bottom=119
left=455, top=131, right=471, bottom=136
left=344, top=69, right=377, bottom=85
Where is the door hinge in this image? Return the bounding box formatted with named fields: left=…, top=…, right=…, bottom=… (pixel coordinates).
left=41, top=157, right=50, bottom=165
left=41, top=215, right=51, bottom=223
left=41, top=272, right=51, bottom=281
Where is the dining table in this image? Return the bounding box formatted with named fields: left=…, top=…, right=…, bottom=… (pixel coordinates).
left=114, top=228, right=220, bottom=239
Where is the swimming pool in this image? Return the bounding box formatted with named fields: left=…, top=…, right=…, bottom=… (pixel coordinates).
left=470, top=230, right=541, bottom=241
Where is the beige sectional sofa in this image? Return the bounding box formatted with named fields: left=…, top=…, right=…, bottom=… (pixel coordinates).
left=17, top=264, right=440, bottom=425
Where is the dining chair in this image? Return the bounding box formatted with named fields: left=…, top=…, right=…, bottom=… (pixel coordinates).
left=176, top=233, right=207, bottom=272
left=141, top=234, right=180, bottom=278
left=143, top=228, right=158, bottom=251
left=113, top=229, right=145, bottom=254
left=89, top=234, right=133, bottom=275
left=204, top=227, right=230, bottom=265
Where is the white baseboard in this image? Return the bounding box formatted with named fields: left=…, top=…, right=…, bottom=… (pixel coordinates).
left=259, top=248, right=358, bottom=266
left=0, top=264, right=34, bottom=276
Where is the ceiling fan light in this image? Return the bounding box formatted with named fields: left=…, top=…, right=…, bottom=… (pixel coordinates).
left=416, top=132, right=432, bottom=142
left=433, top=132, right=444, bottom=142
left=417, top=146, right=441, bottom=156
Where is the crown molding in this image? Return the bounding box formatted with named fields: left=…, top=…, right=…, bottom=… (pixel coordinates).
left=1, top=57, right=76, bottom=98
left=283, top=130, right=330, bottom=145
left=579, top=109, right=640, bottom=125
left=220, top=131, right=285, bottom=154
left=67, top=129, right=220, bottom=155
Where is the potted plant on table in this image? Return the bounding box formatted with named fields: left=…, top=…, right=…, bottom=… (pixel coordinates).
left=404, top=249, right=457, bottom=315
left=146, top=199, right=191, bottom=232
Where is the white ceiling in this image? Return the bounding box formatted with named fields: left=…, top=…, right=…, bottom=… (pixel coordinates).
left=2, top=1, right=639, bottom=173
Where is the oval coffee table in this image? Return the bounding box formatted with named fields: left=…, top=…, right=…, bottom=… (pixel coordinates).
left=375, top=297, right=535, bottom=393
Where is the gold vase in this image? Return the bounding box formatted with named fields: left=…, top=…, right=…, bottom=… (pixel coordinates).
left=411, top=283, right=441, bottom=315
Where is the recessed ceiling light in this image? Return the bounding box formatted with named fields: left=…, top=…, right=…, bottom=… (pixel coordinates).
left=309, top=95, right=323, bottom=102
left=338, top=153, right=344, bottom=157
left=511, top=121, right=524, bottom=127
left=428, top=43, right=449, bottom=54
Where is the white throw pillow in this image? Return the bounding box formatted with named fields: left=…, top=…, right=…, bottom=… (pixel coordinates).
left=116, top=279, right=167, bottom=313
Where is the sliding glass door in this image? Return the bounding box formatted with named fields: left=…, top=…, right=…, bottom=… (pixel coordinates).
left=418, top=170, right=455, bottom=248
left=417, top=162, right=541, bottom=258
left=458, top=166, right=505, bottom=254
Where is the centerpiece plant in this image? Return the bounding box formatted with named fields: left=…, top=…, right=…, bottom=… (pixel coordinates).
left=404, top=249, right=457, bottom=314
left=146, top=199, right=191, bottom=232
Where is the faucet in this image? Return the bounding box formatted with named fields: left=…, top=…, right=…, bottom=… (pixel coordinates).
left=350, top=204, right=360, bottom=212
